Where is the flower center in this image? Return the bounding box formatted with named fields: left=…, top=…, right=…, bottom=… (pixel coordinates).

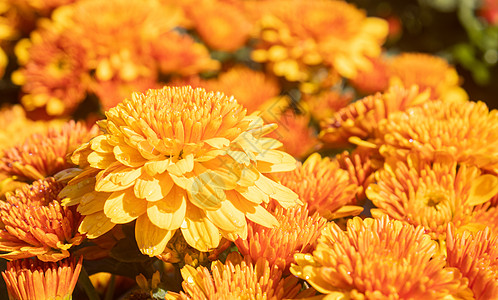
left=423, top=192, right=447, bottom=210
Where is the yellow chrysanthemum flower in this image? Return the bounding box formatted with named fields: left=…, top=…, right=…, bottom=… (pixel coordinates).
left=389, top=52, right=468, bottom=102
left=379, top=100, right=498, bottom=174
left=60, top=86, right=301, bottom=256
left=366, top=154, right=498, bottom=241
left=251, top=0, right=388, bottom=81
left=2, top=257, right=83, bottom=300
left=447, top=224, right=498, bottom=299
left=291, top=217, right=471, bottom=299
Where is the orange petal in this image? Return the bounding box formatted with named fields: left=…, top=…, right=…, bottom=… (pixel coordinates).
left=466, top=174, right=498, bottom=206
left=104, top=188, right=147, bottom=224
left=147, top=188, right=187, bottom=230
left=134, top=172, right=174, bottom=202
left=166, top=154, right=194, bottom=176
left=135, top=214, right=174, bottom=257
left=188, top=175, right=225, bottom=209
left=79, top=211, right=115, bottom=239
left=205, top=199, right=246, bottom=232
left=113, top=144, right=147, bottom=167
left=78, top=191, right=110, bottom=215
left=95, top=164, right=142, bottom=192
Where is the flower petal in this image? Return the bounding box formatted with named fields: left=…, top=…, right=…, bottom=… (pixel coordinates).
left=166, top=153, right=194, bottom=176
left=95, top=163, right=142, bottom=192
left=113, top=144, right=147, bottom=167
left=78, top=191, right=110, bottom=215
left=466, top=174, right=498, bottom=206
left=181, top=205, right=221, bottom=251
left=147, top=187, right=187, bottom=230
left=135, top=214, right=174, bottom=257
left=205, top=199, right=247, bottom=232
left=79, top=211, right=115, bottom=239
left=104, top=188, right=147, bottom=224
left=134, top=172, right=174, bottom=202
left=188, top=173, right=226, bottom=209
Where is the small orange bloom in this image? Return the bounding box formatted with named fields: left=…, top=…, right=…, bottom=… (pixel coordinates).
left=379, top=100, right=498, bottom=174
left=277, top=153, right=362, bottom=220
left=291, top=217, right=470, bottom=299
left=235, top=204, right=327, bottom=272
left=0, top=121, right=99, bottom=181
left=349, top=55, right=390, bottom=94
left=2, top=256, right=83, bottom=300
left=0, top=177, right=84, bottom=262
left=447, top=224, right=498, bottom=299
left=366, top=154, right=498, bottom=240
left=302, top=89, right=353, bottom=122
left=320, top=85, right=430, bottom=148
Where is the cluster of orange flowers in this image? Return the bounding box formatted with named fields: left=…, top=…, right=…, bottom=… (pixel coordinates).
left=0, top=0, right=496, bottom=299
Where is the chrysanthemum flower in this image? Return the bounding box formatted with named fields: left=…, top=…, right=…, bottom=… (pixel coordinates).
left=291, top=217, right=470, bottom=299
left=277, top=153, right=362, bottom=220
left=234, top=204, right=327, bottom=272
left=389, top=52, right=468, bottom=102
left=201, top=66, right=281, bottom=114
left=251, top=0, right=388, bottom=81
left=0, top=121, right=99, bottom=181
left=471, top=206, right=498, bottom=235
left=2, top=256, right=83, bottom=300
left=13, top=27, right=89, bottom=116
left=366, top=154, right=498, bottom=240
left=379, top=100, right=498, bottom=174
left=320, top=85, right=430, bottom=148
left=267, top=110, right=320, bottom=159
left=336, top=148, right=378, bottom=203
left=0, top=177, right=84, bottom=262
left=171, top=254, right=315, bottom=299
left=60, top=86, right=301, bottom=256
left=184, top=0, right=252, bottom=52
left=349, top=55, right=390, bottom=94
left=446, top=224, right=498, bottom=299
left=302, top=89, right=353, bottom=123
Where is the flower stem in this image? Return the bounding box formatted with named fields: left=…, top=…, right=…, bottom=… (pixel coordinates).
left=77, top=266, right=100, bottom=300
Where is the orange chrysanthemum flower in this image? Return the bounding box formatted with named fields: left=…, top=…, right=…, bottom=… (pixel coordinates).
left=291, top=217, right=470, bottom=299
left=2, top=256, right=83, bottom=300
left=389, top=52, right=468, bottom=102
left=302, top=89, right=353, bottom=123
left=200, top=66, right=281, bottom=114
left=277, top=153, right=362, bottom=220
left=366, top=154, right=498, bottom=240
left=320, top=85, right=430, bottom=148
left=336, top=148, right=378, bottom=203
left=268, top=110, right=320, bottom=159
left=447, top=225, right=498, bottom=299
left=0, top=121, right=98, bottom=181
left=185, top=0, right=252, bottom=52
left=251, top=0, right=388, bottom=81
left=0, top=177, right=84, bottom=262
left=379, top=100, right=498, bottom=174
left=349, top=55, right=390, bottom=94
left=471, top=206, right=498, bottom=236
left=60, top=86, right=301, bottom=256
left=234, top=204, right=327, bottom=272
left=171, top=254, right=315, bottom=299
left=13, top=27, right=89, bottom=116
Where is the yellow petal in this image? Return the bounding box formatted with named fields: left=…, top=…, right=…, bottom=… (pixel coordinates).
left=237, top=165, right=260, bottom=187
left=135, top=214, right=174, bottom=257
left=204, top=137, right=230, bottom=149
left=144, top=159, right=171, bottom=176
left=205, top=199, right=246, bottom=232
left=95, top=164, right=142, bottom=192
left=104, top=188, right=147, bottom=224
left=188, top=174, right=226, bottom=209
left=166, top=154, right=194, bottom=176
left=255, top=150, right=296, bottom=173
left=236, top=185, right=269, bottom=204
left=134, top=172, right=174, bottom=202
left=79, top=211, right=115, bottom=239
left=229, top=191, right=278, bottom=228
left=90, top=135, right=114, bottom=153
left=268, top=181, right=301, bottom=208
left=147, top=188, right=187, bottom=230
left=88, top=151, right=115, bottom=169
left=181, top=205, right=221, bottom=251
left=114, top=144, right=147, bottom=167
left=78, top=191, right=110, bottom=215
left=466, top=174, right=498, bottom=206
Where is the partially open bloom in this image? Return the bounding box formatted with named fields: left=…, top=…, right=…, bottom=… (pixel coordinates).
left=379, top=100, right=498, bottom=174
left=302, top=89, right=353, bottom=123
left=60, top=86, right=300, bottom=256
left=2, top=256, right=83, bottom=300
left=366, top=154, right=498, bottom=240
left=235, top=204, right=327, bottom=272
left=349, top=55, right=390, bottom=94
left=472, top=206, right=498, bottom=235
left=388, top=52, right=468, bottom=102
left=277, top=153, right=361, bottom=220
left=447, top=224, right=498, bottom=299
left=0, top=121, right=99, bottom=181
left=251, top=0, right=388, bottom=81
left=173, top=254, right=315, bottom=299
left=320, top=85, right=430, bottom=148
left=268, top=110, right=320, bottom=159
left=0, top=177, right=84, bottom=262
left=291, top=217, right=470, bottom=299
